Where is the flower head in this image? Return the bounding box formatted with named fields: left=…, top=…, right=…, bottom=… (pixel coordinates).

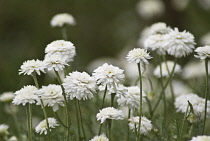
left=19, top=59, right=46, bottom=75
left=117, top=86, right=146, bottom=109
left=44, top=54, right=69, bottom=71
left=45, top=40, right=76, bottom=62
left=0, top=124, right=9, bottom=136
left=35, top=117, right=59, bottom=135
left=194, top=46, right=210, bottom=60
left=128, top=116, right=153, bottom=135
left=12, top=85, right=39, bottom=105
left=190, top=136, right=210, bottom=141
left=149, top=22, right=171, bottom=35
left=50, top=13, right=76, bottom=27
left=126, top=48, right=152, bottom=64
left=0, top=92, right=15, bottom=102
left=164, top=28, right=196, bottom=58
left=37, top=84, right=64, bottom=111
left=93, top=63, right=125, bottom=94
left=136, top=0, right=165, bottom=19
left=90, top=135, right=109, bottom=141
left=175, top=93, right=210, bottom=118
left=153, top=61, right=181, bottom=78
left=63, top=71, right=97, bottom=100
left=96, top=107, right=124, bottom=123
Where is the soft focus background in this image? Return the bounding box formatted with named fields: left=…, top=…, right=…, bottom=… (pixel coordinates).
left=1, top=0, right=210, bottom=139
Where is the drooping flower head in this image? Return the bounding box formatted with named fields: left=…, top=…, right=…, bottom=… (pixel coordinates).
left=117, top=86, right=146, bottom=109
left=93, top=63, right=125, bottom=94
left=126, top=48, right=152, bottom=64
left=19, top=59, right=46, bottom=75
left=12, top=85, right=39, bottom=105
left=44, top=54, right=69, bottom=71
left=90, top=134, right=109, bottom=141
left=50, top=13, right=76, bottom=27
left=128, top=116, right=153, bottom=135
left=63, top=71, right=97, bottom=100
left=45, top=40, right=76, bottom=62
left=190, top=136, right=210, bottom=141
left=37, top=84, right=64, bottom=112
left=175, top=93, right=210, bottom=118
left=194, top=45, right=210, bottom=60
left=35, top=117, right=59, bottom=135
left=164, top=28, right=196, bottom=58
left=153, top=61, right=181, bottom=78
left=96, top=107, right=124, bottom=124
left=0, top=92, right=15, bottom=102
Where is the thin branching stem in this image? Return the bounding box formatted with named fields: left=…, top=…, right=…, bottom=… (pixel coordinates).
left=127, top=109, right=131, bottom=141
left=101, top=85, right=107, bottom=109
left=77, top=100, right=86, bottom=141
left=75, top=99, right=81, bottom=140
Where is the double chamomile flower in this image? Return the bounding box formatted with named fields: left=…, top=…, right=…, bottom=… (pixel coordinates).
left=50, top=13, right=76, bottom=27
left=194, top=45, right=210, bottom=60
left=0, top=92, right=15, bottom=102
left=190, top=136, right=210, bottom=141
left=90, top=135, right=109, bottom=141
left=63, top=71, right=97, bottom=100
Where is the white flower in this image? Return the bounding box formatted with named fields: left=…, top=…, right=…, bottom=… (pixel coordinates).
left=0, top=92, right=15, bottom=102
left=19, top=59, right=46, bottom=75
left=63, top=71, right=97, bottom=100
left=126, top=48, right=152, bottom=64
left=194, top=46, right=210, bottom=60
left=7, top=136, right=18, bottom=141
left=44, top=54, right=69, bottom=71
left=12, top=85, right=39, bottom=105
left=153, top=61, right=181, bottom=78
left=37, top=84, right=64, bottom=112
left=144, top=34, right=167, bottom=55
left=175, top=93, right=210, bottom=118
left=117, top=86, right=146, bottom=109
left=50, top=13, right=76, bottom=27
left=35, top=117, right=59, bottom=135
left=45, top=40, right=76, bottom=62
left=190, top=136, right=210, bottom=141
left=0, top=124, right=9, bottom=136
left=200, top=32, right=210, bottom=45
left=149, top=22, right=171, bottom=35
left=90, top=135, right=109, bottom=141
left=164, top=28, right=196, bottom=58
left=93, top=63, right=125, bottom=94
left=136, top=0, right=165, bottom=19
left=128, top=116, right=153, bottom=135
left=96, top=107, right=124, bottom=123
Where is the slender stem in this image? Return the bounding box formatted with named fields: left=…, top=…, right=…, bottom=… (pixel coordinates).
left=180, top=105, right=189, bottom=141
left=54, top=69, right=71, bottom=141
left=32, top=73, right=51, bottom=139
left=137, top=63, right=143, bottom=140
left=202, top=59, right=209, bottom=135
left=54, top=112, right=68, bottom=128
left=146, top=97, right=152, bottom=117
left=127, top=109, right=131, bottom=141
left=162, top=56, right=175, bottom=102
left=98, top=124, right=103, bottom=135
left=101, top=85, right=107, bottom=109
left=75, top=99, right=81, bottom=140
left=61, top=26, right=68, bottom=40
left=151, top=60, right=177, bottom=117
left=107, top=120, right=112, bottom=141
left=77, top=100, right=86, bottom=141
left=26, top=104, right=32, bottom=141
left=111, top=93, right=115, bottom=107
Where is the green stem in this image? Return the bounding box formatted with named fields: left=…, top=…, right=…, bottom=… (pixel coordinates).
left=137, top=63, right=143, bottom=140
left=32, top=73, right=51, bottom=139
left=151, top=60, right=177, bottom=117
left=127, top=109, right=131, bottom=141
left=77, top=100, right=86, bottom=141
left=180, top=105, right=189, bottom=141
left=61, top=26, right=68, bottom=40
left=107, top=120, right=112, bottom=141
left=54, top=112, right=68, bottom=128
left=202, top=59, right=209, bottom=135
left=111, top=93, right=115, bottom=107
left=54, top=69, right=71, bottom=141
left=26, top=104, right=32, bottom=141
left=101, top=85, right=107, bottom=109
left=75, top=99, right=81, bottom=140
left=98, top=124, right=103, bottom=136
